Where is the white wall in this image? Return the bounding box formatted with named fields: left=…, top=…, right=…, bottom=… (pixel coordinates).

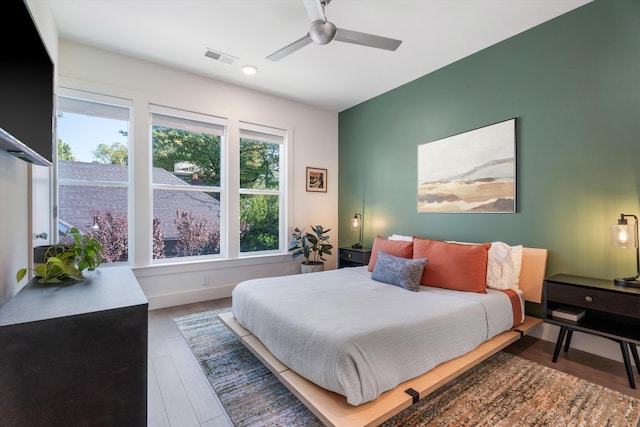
left=0, top=155, right=30, bottom=305
left=25, top=0, right=59, bottom=64
left=57, top=40, right=339, bottom=309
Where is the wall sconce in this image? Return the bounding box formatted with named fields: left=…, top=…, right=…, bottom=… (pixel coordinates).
left=351, top=213, right=363, bottom=249
left=611, top=213, right=640, bottom=287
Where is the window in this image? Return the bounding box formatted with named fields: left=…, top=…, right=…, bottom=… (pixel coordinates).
left=56, top=89, right=132, bottom=263
left=57, top=91, right=289, bottom=266
left=239, top=124, right=285, bottom=254
left=150, top=105, right=225, bottom=260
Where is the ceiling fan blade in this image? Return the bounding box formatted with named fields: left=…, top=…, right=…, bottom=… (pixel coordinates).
left=334, top=28, right=402, bottom=51
left=267, top=34, right=313, bottom=61
left=302, top=0, right=326, bottom=23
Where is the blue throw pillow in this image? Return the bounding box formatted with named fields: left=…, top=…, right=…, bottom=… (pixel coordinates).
left=371, top=250, right=428, bottom=292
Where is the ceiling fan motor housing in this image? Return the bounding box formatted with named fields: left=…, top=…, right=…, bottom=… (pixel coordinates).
left=309, top=20, right=337, bottom=44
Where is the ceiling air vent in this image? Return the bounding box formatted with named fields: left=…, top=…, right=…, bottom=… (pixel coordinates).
left=204, top=48, right=237, bottom=65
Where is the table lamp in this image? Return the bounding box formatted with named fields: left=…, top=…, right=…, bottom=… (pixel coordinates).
left=611, top=213, right=640, bottom=287
left=351, top=213, right=362, bottom=249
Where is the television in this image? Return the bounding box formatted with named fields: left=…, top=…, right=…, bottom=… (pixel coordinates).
left=0, top=0, right=54, bottom=167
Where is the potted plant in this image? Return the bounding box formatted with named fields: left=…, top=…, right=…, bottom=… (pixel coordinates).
left=16, top=227, right=104, bottom=284
left=289, top=225, right=333, bottom=273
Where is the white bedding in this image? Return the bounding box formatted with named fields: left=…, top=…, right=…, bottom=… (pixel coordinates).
left=231, top=266, right=521, bottom=406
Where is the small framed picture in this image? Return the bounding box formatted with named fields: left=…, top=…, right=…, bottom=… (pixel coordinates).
left=306, top=167, right=327, bottom=192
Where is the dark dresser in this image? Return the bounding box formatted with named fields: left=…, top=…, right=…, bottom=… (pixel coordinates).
left=0, top=266, right=148, bottom=426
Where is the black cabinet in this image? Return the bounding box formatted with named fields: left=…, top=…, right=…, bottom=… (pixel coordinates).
left=0, top=0, right=54, bottom=166
left=339, top=247, right=372, bottom=268
left=0, top=266, right=148, bottom=426
left=543, top=274, right=640, bottom=388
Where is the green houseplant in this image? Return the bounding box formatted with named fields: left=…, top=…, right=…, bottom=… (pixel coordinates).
left=16, top=227, right=104, bottom=284
left=289, top=225, right=333, bottom=273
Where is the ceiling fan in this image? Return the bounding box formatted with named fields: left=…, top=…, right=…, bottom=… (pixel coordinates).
left=267, top=0, right=403, bottom=61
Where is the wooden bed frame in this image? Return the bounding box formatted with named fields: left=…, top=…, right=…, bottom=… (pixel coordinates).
left=220, top=247, right=548, bottom=427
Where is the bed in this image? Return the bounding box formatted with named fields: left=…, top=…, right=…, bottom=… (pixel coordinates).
left=221, top=237, right=548, bottom=427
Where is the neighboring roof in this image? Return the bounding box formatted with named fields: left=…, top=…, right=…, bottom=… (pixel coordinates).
left=58, top=161, right=220, bottom=239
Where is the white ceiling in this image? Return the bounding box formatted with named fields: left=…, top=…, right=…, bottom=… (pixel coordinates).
left=47, top=0, right=592, bottom=113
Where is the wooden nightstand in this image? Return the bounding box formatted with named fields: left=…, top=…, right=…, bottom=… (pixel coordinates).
left=339, top=247, right=371, bottom=268
left=543, top=274, right=640, bottom=388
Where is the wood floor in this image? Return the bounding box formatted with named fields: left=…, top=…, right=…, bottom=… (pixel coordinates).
left=147, top=298, right=640, bottom=426
left=148, top=298, right=234, bottom=427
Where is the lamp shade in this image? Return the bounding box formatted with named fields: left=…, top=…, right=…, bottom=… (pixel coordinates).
left=611, top=219, right=637, bottom=249
left=611, top=213, right=640, bottom=287
left=351, top=214, right=361, bottom=231
left=351, top=213, right=363, bottom=249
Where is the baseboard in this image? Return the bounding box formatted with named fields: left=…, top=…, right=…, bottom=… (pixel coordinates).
left=146, top=284, right=235, bottom=310
left=530, top=321, right=634, bottom=366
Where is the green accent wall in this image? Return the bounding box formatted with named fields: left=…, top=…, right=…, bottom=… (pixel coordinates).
left=339, top=0, right=640, bottom=280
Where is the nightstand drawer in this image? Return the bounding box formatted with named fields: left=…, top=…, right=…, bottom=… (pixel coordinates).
left=340, top=250, right=369, bottom=264
left=546, top=281, right=640, bottom=319
left=338, top=247, right=372, bottom=268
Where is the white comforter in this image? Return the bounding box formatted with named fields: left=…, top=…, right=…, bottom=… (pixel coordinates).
left=232, top=266, right=516, bottom=406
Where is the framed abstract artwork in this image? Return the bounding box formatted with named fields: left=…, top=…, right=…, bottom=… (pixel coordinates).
left=306, top=167, right=327, bottom=192
left=417, top=118, right=516, bottom=213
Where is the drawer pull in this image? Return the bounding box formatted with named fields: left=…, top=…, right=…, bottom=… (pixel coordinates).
left=348, top=254, right=352, bottom=258
left=585, top=295, right=593, bottom=303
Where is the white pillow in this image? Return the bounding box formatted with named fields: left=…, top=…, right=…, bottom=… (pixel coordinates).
left=486, top=242, right=515, bottom=290
left=486, top=242, right=524, bottom=290
left=388, top=234, right=413, bottom=242
left=510, top=245, right=523, bottom=289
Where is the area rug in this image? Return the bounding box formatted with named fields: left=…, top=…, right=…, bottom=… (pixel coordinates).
left=174, top=309, right=640, bottom=427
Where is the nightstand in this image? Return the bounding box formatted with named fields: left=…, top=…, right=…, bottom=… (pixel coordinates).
left=543, top=274, right=640, bottom=388
left=339, top=247, right=371, bottom=268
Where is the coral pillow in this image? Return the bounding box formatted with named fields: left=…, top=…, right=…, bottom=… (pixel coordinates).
left=368, top=236, right=413, bottom=272
left=413, top=237, right=490, bottom=293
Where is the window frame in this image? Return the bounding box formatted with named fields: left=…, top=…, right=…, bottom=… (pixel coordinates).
left=54, top=88, right=292, bottom=269
left=55, top=87, right=133, bottom=264
left=238, top=121, right=287, bottom=257
left=149, top=104, right=228, bottom=263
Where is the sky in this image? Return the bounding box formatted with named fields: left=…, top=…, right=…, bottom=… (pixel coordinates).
left=57, top=112, right=128, bottom=163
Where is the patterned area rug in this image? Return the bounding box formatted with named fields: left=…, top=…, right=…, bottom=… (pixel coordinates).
left=174, top=309, right=640, bottom=427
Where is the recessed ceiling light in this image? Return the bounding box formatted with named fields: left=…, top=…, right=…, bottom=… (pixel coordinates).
left=241, top=65, right=258, bottom=76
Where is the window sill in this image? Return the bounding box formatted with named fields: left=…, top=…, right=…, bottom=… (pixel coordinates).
left=132, top=253, right=294, bottom=278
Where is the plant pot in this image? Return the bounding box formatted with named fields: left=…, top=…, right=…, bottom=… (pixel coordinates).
left=301, top=261, right=324, bottom=274
left=33, top=245, right=72, bottom=265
